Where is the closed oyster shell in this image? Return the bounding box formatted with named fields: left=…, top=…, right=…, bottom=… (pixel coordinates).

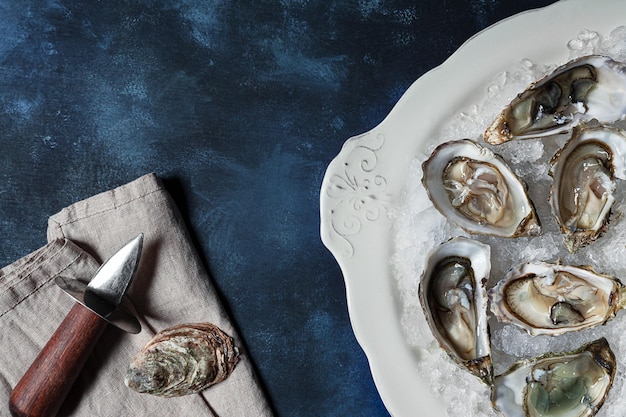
left=125, top=323, right=239, bottom=397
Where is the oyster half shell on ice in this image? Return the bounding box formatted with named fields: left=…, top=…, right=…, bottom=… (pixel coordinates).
left=422, top=139, right=540, bottom=238
left=485, top=55, right=626, bottom=144
left=125, top=323, right=239, bottom=397
left=492, top=338, right=616, bottom=417
left=489, top=262, right=626, bottom=336
left=419, top=237, right=493, bottom=384
left=549, top=124, right=626, bottom=253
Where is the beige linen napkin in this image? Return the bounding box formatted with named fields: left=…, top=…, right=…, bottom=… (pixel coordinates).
left=1, top=173, right=272, bottom=416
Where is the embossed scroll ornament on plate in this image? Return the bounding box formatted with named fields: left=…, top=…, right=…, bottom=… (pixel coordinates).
left=324, top=132, right=390, bottom=257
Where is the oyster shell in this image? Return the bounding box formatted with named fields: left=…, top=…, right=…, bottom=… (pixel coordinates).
left=485, top=55, right=626, bottom=144
left=492, top=338, right=616, bottom=417
left=419, top=237, right=493, bottom=384
left=549, top=124, right=626, bottom=253
left=489, top=262, right=626, bottom=336
left=125, top=323, right=239, bottom=397
left=422, top=139, right=540, bottom=238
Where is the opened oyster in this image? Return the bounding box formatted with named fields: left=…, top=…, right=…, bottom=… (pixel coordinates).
left=419, top=237, right=492, bottom=384
left=485, top=55, right=626, bottom=144
left=125, top=323, right=239, bottom=397
left=549, top=124, right=626, bottom=253
left=492, top=338, right=616, bottom=417
left=422, top=139, right=540, bottom=238
left=489, top=261, right=626, bottom=336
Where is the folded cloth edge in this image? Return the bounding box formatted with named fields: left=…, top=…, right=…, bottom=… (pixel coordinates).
left=0, top=239, right=97, bottom=318
left=47, top=173, right=163, bottom=242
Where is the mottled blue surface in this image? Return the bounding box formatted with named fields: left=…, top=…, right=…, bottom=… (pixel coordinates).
left=0, top=1, right=556, bottom=416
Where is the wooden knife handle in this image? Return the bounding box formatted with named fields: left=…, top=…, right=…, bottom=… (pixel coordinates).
left=9, top=303, right=109, bottom=417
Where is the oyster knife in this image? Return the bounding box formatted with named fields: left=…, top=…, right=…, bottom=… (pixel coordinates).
left=9, top=234, right=144, bottom=417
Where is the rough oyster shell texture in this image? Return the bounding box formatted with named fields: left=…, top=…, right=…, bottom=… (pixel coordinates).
left=125, top=323, right=239, bottom=397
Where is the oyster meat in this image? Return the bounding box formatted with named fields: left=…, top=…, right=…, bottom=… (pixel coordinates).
left=549, top=124, right=626, bottom=253
left=422, top=139, right=540, bottom=238
left=125, top=323, right=239, bottom=397
left=492, top=338, right=616, bottom=417
left=419, top=237, right=493, bottom=384
left=485, top=55, right=626, bottom=144
left=489, top=262, right=626, bottom=336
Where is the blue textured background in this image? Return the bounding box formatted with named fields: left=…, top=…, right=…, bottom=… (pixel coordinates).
left=0, top=1, right=556, bottom=416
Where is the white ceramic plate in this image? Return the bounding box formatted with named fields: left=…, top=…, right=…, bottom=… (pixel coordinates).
left=320, top=1, right=626, bottom=415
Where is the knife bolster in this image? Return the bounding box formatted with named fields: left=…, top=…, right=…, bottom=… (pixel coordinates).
left=9, top=303, right=108, bottom=417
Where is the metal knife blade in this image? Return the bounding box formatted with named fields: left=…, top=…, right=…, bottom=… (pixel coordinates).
left=55, top=234, right=143, bottom=334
